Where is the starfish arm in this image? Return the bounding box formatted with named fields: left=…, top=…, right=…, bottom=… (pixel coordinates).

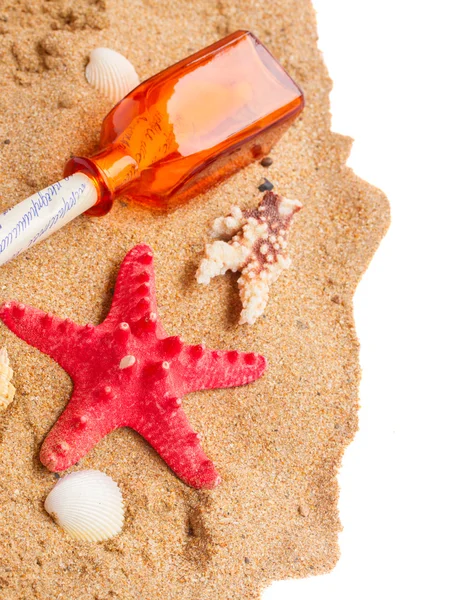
left=130, top=407, right=220, bottom=489
left=178, top=346, right=267, bottom=394
left=196, top=241, right=249, bottom=285
left=40, top=386, right=119, bottom=472
left=210, top=206, right=245, bottom=239
left=0, top=301, right=83, bottom=373
left=238, top=275, right=271, bottom=326
left=103, top=244, right=163, bottom=332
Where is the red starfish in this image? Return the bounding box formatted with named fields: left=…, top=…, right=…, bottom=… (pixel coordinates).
left=0, top=244, right=266, bottom=489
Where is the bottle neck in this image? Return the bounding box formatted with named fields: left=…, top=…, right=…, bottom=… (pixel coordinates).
left=64, top=144, right=140, bottom=216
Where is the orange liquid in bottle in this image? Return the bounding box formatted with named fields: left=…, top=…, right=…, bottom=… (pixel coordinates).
left=64, top=31, right=304, bottom=215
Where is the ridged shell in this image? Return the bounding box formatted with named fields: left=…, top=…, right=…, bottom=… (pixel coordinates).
left=0, top=346, right=15, bottom=411
left=85, top=48, right=140, bottom=103
left=44, top=470, right=124, bottom=542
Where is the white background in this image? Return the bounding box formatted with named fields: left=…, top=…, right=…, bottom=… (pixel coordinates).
left=265, top=1, right=450, bottom=599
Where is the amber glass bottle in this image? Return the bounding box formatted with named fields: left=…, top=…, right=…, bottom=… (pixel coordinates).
left=64, top=31, right=304, bottom=215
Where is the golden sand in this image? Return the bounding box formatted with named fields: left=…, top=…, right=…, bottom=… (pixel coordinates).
left=0, top=1, right=389, bottom=598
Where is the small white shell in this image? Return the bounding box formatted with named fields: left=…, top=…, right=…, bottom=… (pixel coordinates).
left=85, top=48, right=140, bottom=103
left=44, top=470, right=124, bottom=542
left=0, top=346, right=15, bottom=411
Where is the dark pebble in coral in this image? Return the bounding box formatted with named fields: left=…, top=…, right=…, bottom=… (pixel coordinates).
left=258, top=178, right=274, bottom=192
left=4, top=139, right=10, bottom=145
left=260, top=156, right=273, bottom=167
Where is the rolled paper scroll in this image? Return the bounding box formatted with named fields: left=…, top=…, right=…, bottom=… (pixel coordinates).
left=0, top=174, right=98, bottom=267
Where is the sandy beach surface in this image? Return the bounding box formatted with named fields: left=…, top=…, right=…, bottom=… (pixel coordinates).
left=0, top=0, right=389, bottom=598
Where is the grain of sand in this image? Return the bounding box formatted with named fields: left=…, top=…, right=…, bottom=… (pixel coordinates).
left=0, top=1, right=390, bottom=598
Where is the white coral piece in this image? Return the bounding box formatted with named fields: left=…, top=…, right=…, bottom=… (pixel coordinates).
left=196, top=191, right=302, bottom=325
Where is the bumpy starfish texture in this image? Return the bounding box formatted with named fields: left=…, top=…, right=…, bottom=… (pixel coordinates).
left=0, top=244, right=266, bottom=489
left=197, top=191, right=303, bottom=325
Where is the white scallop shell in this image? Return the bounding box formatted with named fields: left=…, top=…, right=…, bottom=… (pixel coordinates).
left=0, top=346, right=15, bottom=411
left=44, top=470, right=124, bottom=542
left=85, top=48, right=140, bottom=103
